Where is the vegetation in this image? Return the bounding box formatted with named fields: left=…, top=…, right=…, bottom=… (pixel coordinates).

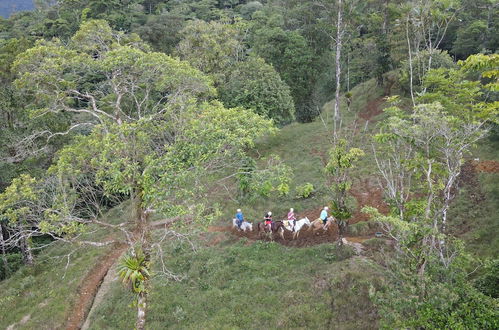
left=0, top=0, right=498, bottom=329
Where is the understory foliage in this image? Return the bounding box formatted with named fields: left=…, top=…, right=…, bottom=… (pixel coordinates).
left=366, top=53, right=499, bottom=327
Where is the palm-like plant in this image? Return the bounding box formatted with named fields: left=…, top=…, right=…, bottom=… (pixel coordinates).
left=117, top=251, right=150, bottom=293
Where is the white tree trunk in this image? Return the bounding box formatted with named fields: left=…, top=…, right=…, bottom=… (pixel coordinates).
left=333, top=0, right=344, bottom=139
left=136, top=291, right=147, bottom=330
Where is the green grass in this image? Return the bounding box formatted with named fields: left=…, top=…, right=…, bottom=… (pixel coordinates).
left=0, top=202, right=132, bottom=329
left=86, top=279, right=137, bottom=329
left=142, top=236, right=381, bottom=329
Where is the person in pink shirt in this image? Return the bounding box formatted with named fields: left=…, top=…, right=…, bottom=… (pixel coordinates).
left=287, top=208, right=296, bottom=231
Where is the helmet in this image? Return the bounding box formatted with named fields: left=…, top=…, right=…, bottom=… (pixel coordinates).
left=324, top=206, right=329, bottom=210
left=237, top=209, right=241, bottom=212
left=268, top=211, right=272, bottom=216
left=290, top=208, right=294, bottom=212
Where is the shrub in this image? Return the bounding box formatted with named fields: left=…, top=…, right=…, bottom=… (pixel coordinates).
left=296, top=183, right=314, bottom=198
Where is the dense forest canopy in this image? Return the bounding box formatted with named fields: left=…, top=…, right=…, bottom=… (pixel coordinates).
left=0, top=0, right=498, bottom=329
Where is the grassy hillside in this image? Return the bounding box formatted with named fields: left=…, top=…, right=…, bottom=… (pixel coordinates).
left=0, top=203, right=130, bottom=329
left=88, top=231, right=385, bottom=330
left=86, top=78, right=391, bottom=328
left=1, top=77, right=497, bottom=329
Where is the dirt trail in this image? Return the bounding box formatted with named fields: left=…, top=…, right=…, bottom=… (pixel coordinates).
left=359, top=97, right=385, bottom=121
left=473, top=160, right=499, bottom=173
left=81, top=260, right=120, bottom=330
left=66, top=243, right=127, bottom=330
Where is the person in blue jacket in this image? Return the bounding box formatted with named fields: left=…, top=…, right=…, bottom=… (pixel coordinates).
left=235, top=209, right=244, bottom=229
left=320, top=206, right=329, bottom=229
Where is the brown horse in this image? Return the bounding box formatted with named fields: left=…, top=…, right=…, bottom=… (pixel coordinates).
left=308, top=216, right=335, bottom=232
left=256, top=221, right=285, bottom=240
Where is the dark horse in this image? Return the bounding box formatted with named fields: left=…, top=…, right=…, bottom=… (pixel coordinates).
left=256, top=221, right=285, bottom=240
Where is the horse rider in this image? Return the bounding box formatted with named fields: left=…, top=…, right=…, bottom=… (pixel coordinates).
left=287, top=208, right=296, bottom=231
left=320, top=206, right=329, bottom=229
left=264, top=211, right=272, bottom=232
left=235, top=208, right=244, bottom=229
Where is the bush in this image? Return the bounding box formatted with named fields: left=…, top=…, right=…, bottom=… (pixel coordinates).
left=295, top=183, right=314, bottom=198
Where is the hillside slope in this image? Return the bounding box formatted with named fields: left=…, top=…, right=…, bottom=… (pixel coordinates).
left=1, top=77, right=497, bottom=329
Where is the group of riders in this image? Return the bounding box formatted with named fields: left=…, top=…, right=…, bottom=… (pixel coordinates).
left=235, top=206, right=330, bottom=232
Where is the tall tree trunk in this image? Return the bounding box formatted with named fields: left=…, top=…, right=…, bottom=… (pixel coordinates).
left=0, top=223, right=9, bottom=276
left=19, top=234, right=34, bottom=266
left=133, top=192, right=150, bottom=330
left=333, top=0, right=343, bottom=140
left=136, top=291, right=147, bottom=330
left=406, top=15, right=416, bottom=106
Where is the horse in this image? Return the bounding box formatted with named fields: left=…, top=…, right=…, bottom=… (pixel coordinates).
left=308, top=216, right=335, bottom=232
left=283, top=217, right=311, bottom=239
left=232, top=218, right=253, bottom=232
left=240, top=221, right=253, bottom=232
left=257, top=221, right=285, bottom=240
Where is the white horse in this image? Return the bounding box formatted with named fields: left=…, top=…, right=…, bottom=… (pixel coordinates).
left=284, top=217, right=311, bottom=239
left=232, top=218, right=253, bottom=232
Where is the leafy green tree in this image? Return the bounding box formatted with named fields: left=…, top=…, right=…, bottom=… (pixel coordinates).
left=452, top=20, right=488, bottom=59
left=368, top=55, right=499, bottom=328
left=220, top=57, right=295, bottom=124
left=325, top=139, right=364, bottom=238
left=399, top=49, right=456, bottom=95
left=0, top=174, right=39, bottom=266
left=176, top=19, right=245, bottom=84
left=12, top=20, right=275, bottom=327
left=133, top=12, right=186, bottom=54
left=361, top=214, right=499, bottom=329
left=250, top=12, right=318, bottom=122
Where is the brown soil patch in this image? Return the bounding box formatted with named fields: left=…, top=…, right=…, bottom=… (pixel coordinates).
left=344, top=236, right=373, bottom=244
left=65, top=243, right=127, bottom=330
left=359, top=97, right=385, bottom=121
left=232, top=224, right=339, bottom=248
left=458, top=161, right=486, bottom=204
left=350, top=179, right=390, bottom=224
left=474, top=160, right=499, bottom=173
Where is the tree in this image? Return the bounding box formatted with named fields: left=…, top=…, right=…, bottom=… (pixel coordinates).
left=0, top=174, right=39, bottom=266
left=13, top=20, right=275, bottom=328
left=402, top=0, right=460, bottom=104
left=249, top=12, right=318, bottom=122
left=313, top=0, right=362, bottom=135
left=177, top=19, right=296, bottom=124
left=220, top=57, right=295, bottom=124
left=324, top=138, right=364, bottom=239
left=176, top=19, right=245, bottom=85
